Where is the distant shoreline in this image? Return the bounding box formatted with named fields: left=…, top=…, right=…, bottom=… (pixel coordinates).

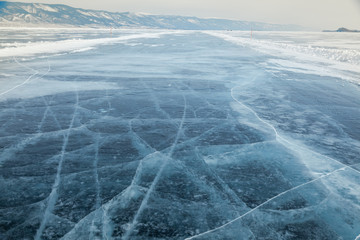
left=323, top=27, right=360, bottom=33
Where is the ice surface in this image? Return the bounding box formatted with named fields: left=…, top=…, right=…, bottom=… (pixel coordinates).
left=0, top=29, right=359, bottom=240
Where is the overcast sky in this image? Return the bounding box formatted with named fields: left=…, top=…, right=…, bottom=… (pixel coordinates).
left=7, top=0, right=360, bottom=30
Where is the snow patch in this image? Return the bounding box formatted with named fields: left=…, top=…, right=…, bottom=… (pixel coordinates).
left=206, top=31, right=360, bottom=84
left=0, top=31, right=172, bottom=60
left=34, top=4, right=58, bottom=12
left=188, top=19, right=199, bottom=24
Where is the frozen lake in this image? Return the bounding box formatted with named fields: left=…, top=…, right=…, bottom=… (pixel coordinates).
left=0, top=28, right=360, bottom=239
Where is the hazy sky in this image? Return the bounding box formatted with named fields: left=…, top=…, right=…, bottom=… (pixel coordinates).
left=7, top=0, right=360, bottom=29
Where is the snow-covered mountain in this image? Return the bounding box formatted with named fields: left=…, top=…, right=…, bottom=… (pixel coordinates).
left=0, top=1, right=303, bottom=30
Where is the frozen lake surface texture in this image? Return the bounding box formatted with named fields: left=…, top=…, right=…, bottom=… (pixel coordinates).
left=0, top=28, right=360, bottom=240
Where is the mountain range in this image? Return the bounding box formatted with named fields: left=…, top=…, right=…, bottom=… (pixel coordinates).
left=0, top=1, right=304, bottom=30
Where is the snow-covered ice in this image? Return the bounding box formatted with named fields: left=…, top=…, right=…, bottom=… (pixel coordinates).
left=0, top=28, right=359, bottom=239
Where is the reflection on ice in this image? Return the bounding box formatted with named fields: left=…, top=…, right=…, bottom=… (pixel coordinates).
left=0, top=29, right=359, bottom=239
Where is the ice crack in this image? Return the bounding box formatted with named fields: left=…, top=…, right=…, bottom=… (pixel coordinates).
left=186, top=166, right=347, bottom=239
left=34, top=90, right=79, bottom=240
left=355, top=233, right=360, bottom=240
left=122, top=94, right=187, bottom=240
left=230, top=85, right=360, bottom=175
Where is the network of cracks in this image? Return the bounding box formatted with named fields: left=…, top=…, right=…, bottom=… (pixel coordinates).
left=1, top=74, right=359, bottom=240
